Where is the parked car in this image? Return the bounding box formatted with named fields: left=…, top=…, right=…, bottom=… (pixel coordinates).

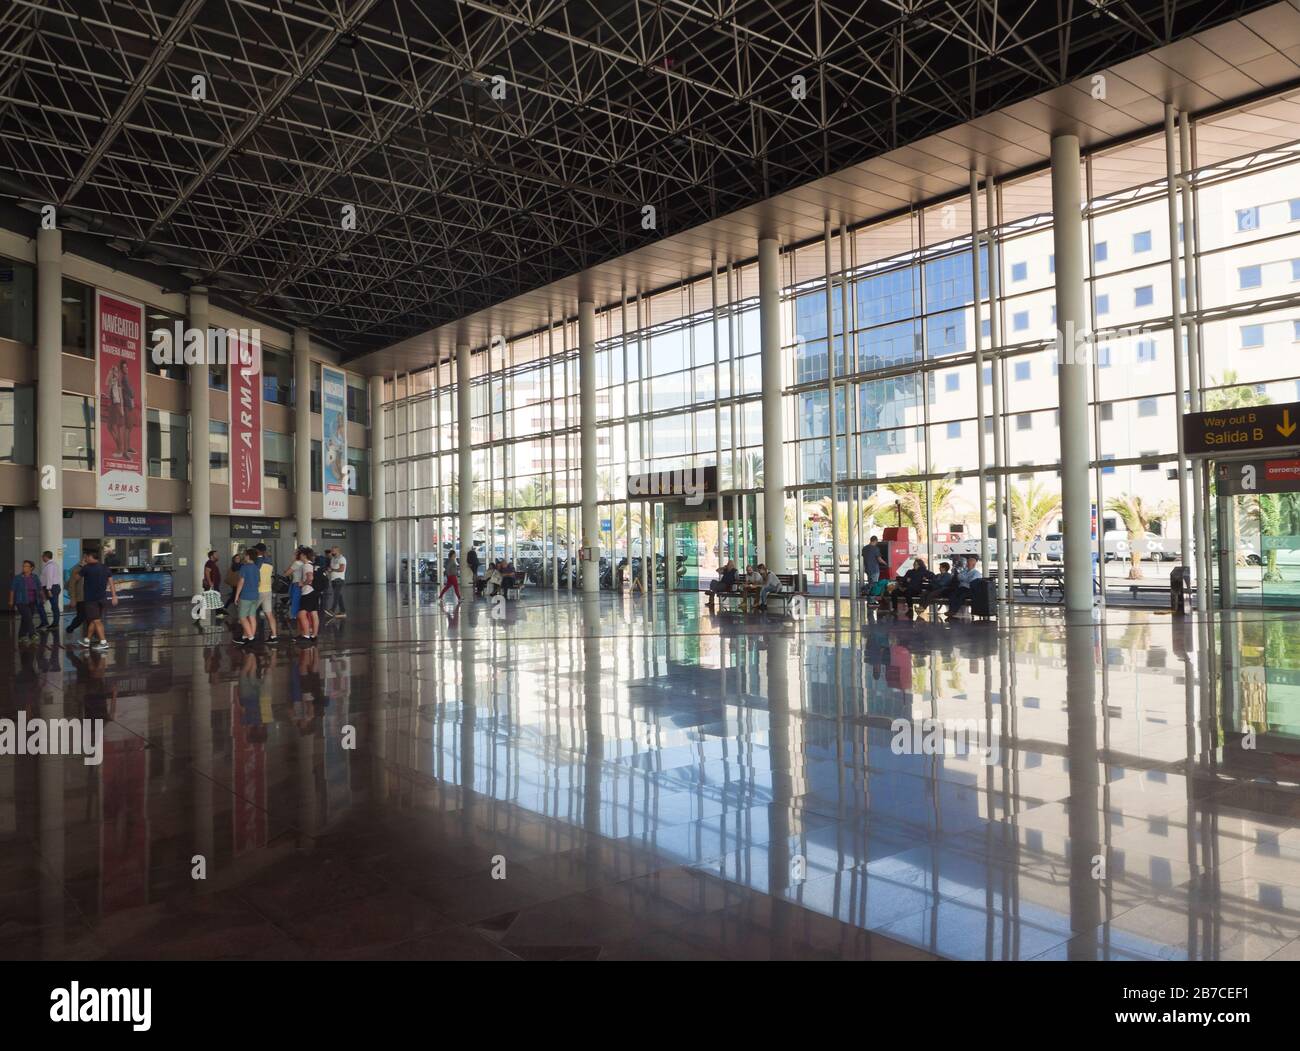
left=1103, top=530, right=1171, bottom=562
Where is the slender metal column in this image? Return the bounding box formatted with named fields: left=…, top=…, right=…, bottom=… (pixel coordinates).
left=292, top=327, right=314, bottom=550
left=970, top=172, right=990, bottom=569
left=1179, top=111, right=1209, bottom=612
left=579, top=300, right=599, bottom=593
left=989, top=185, right=1012, bottom=600
left=369, top=375, right=387, bottom=584
left=759, top=237, right=787, bottom=572
left=548, top=317, right=559, bottom=591
left=457, top=343, right=473, bottom=594
left=824, top=219, right=840, bottom=599
left=36, top=227, right=63, bottom=564
left=1050, top=135, right=1094, bottom=612
left=711, top=260, right=723, bottom=575
left=841, top=222, right=858, bottom=602
left=188, top=286, right=211, bottom=595
left=1164, top=104, right=1194, bottom=584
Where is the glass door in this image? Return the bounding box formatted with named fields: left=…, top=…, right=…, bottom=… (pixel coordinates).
left=1212, top=459, right=1300, bottom=609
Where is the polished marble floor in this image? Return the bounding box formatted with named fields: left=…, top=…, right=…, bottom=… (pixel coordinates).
left=1, top=586, right=1298, bottom=961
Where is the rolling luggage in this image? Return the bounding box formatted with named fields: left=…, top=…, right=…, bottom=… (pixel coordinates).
left=969, top=578, right=994, bottom=619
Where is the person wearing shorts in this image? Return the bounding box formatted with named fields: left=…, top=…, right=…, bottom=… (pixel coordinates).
left=288, top=547, right=319, bottom=640
left=256, top=548, right=279, bottom=641
left=78, top=548, right=116, bottom=651
left=233, top=549, right=262, bottom=643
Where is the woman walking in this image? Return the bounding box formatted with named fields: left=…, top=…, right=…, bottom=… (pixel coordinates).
left=438, top=547, right=461, bottom=604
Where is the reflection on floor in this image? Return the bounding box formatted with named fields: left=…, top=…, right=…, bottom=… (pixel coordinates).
left=1, top=587, right=1298, bottom=961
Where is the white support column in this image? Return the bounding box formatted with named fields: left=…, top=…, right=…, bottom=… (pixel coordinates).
left=1050, top=134, right=1093, bottom=613
left=758, top=237, right=787, bottom=573
left=579, top=299, right=598, bottom=593
left=988, top=181, right=1012, bottom=601
left=293, top=327, right=313, bottom=550
left=1179, top=110, right=1210, bottom=613
left=37, top=227, right=63, bottom=564
left=188, top=287, right=211, bottom=595
left=369, top=375, right=387, bottom=584
left=1164, top=104, right=1194, bottom=584
left=457, top=343, right=473, bottom=594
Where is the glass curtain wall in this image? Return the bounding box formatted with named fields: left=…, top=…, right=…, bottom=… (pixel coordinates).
left=381, top=97, right=1300, bottom=603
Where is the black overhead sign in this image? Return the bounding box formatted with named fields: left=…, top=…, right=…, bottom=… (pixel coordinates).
left=1216, top=458, right=1300, bottom=496
left=230, top=518, right=281, bottom=539
left=1182, top=402, right=1300, bottom=456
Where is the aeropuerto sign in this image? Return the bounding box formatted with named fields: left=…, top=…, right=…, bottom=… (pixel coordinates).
left=1183, top=401, right=1300, bottom=456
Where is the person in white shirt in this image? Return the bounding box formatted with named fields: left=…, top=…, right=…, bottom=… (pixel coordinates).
left=324, top=546, right=348, bottom=617
left=946, top=555, right=983, bottom=616
left=38, top=550, right=62, bottom=634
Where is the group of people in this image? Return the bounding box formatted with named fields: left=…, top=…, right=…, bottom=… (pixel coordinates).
left=876, top=554, right=984, bottom=618
left=8, top=548, right=117, bottom=648
left=437, top=545, right=525, bottom=603
left=211, top=542, right=347, bottom=644
left=704, top=560, right=786, bottom=611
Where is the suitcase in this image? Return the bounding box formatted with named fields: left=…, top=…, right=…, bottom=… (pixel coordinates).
left=969, top=578, right=994, bottom=619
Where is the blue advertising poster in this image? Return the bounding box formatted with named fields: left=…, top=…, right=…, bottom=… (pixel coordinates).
left=321, top=365, right=348, bottom=520
left=62, top=538, right=81, bottom=609
left=110, top=570, right=174, bottom=605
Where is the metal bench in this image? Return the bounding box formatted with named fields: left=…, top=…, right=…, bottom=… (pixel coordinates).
left=763, top=573, right=805, bottom=612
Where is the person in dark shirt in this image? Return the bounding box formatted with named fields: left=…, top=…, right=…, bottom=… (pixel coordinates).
left=9, top=560, right=40, bottom=641
left=78, top=549, right=117, bottom=651
left=706, top=560, right=739, bottom=609
left=891, top=557, right=933, bottom=616
left=467, top=546, right=483, bottom=596
left=916, top=561, right=954, bottom=614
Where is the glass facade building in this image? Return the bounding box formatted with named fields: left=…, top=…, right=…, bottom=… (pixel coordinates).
left=379, top=93, right=1300, bottom=606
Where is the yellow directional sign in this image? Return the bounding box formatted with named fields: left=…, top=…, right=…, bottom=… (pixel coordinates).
left=1183, top=400, right=1300, bottom=456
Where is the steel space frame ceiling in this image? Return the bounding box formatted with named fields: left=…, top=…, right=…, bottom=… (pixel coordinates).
left=0, top=0, right=1273, bottom=360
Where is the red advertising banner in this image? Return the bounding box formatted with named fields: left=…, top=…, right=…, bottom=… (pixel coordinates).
left=231, top=683, right=268, bottom=856
left=228, top=331, right=263, bottom=515
left=95, top=291, right=147, bottom=509
left=1265, top=459, right=1300, bottom=485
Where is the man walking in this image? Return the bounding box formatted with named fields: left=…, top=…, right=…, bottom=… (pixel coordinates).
left=324, top=546, right=347, bottom=617
left=9, top=560, right=41, bottom=642
left=66, top=555, right=86, bottom=637
left=38, top=549, right=61, bottom=634
left=78, top=548, right=117, bottom=651
left=256, top=544, right=279, bottom=642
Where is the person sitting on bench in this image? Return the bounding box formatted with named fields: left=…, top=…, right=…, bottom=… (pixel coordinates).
left=501, top=560, right=518, bottom=593
left=706, top=560, right=739, bottom=609
left=757, top=564, right=783, bottom=610
left=484, top=561, right=504, bottom=596
left=916, top=561, right=954, bottom=614
left=892, top=558, right=933, bottom=616
left=946, top=555, right=982, bottom=617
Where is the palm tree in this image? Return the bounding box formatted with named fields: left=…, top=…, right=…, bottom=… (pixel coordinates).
left=1206, top=375, right=1273, bottom=572
left=1000, top=479, right=1063, bottom=567
left=1205, top=370, right=1270, bottom=412
left=879, top=476, right=955, bottom=544
left=1105, top=493, right=1171, bottom=579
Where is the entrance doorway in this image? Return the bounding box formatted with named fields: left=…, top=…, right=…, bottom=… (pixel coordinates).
left=1212, top=457, right=1300, bottom=608
left=655, top=493, right=757, bottom=591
